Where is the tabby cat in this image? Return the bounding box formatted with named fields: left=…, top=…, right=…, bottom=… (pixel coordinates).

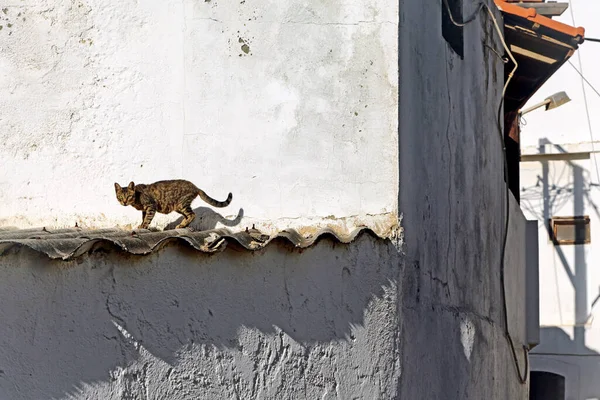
left=114, top=180, right=232, bottom=229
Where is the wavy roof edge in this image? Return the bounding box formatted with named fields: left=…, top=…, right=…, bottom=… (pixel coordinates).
left=0, top=226, right=393, bottom=260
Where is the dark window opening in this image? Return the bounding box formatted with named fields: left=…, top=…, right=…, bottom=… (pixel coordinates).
left=529, top=371, right=565, bottom=400
left=549, top=216, right=591, bottom=245
left=442, top=0, right=464, bottom=58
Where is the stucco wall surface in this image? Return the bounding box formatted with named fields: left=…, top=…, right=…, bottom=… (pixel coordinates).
left=0, top=234, right=402, bottom=400
left=0, top=0, right=398, bottom=232
left=397, top=1, right=529, bottom=398
left=0, top=222, right=530, bottom=400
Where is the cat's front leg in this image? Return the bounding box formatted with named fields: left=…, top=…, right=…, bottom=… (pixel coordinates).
left=138, top=208, right=156, bottom=229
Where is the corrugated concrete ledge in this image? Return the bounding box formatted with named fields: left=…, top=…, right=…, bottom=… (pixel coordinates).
left=0, top=226, right=385, bottom=260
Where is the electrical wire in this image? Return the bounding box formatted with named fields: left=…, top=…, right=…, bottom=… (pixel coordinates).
left=567, top=0, right=600, bottom=186
left=568, top=60, right=600, bottom=100
left=567, top=61, right=600, bottom=185
left=483, top=42, right=509, bottom=63
left=442, top=0, right=485, bottom=26
left=442, top=0, right=528, bottom=385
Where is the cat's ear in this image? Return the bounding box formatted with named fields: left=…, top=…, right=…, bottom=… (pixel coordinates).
left=128, top=182, right=135, bottom=190
left=114, top=182, right=122, bottom=192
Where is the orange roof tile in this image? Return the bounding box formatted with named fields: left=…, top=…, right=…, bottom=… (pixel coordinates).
left=494, top=0, right=585, bottom=39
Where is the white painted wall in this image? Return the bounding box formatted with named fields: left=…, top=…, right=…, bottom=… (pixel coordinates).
left=521, top=144, right=600, bottom=400
left=0, top=0, right=398, bottom=232
left=518, top=3, right=600, bottom=396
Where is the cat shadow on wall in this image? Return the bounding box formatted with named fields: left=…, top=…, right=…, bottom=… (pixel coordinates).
left=164, top=206, right=244, bottom=231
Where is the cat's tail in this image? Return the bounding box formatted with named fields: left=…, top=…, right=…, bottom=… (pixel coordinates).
left=198, top=189, right=233, bottom=208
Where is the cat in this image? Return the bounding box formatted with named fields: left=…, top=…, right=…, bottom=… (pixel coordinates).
left=114, top=180, right=232, bottom=230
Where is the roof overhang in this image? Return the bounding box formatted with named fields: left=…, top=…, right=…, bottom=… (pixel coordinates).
left=494, top=0, right=585, bottom=114
left=517, top=3, right=569, bottom=17
left=504, top=0, right=570, bottom=17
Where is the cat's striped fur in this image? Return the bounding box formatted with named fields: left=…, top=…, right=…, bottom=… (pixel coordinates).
left=114, top=180, right=232, bottom=229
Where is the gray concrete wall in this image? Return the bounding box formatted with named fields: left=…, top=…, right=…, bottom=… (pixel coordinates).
left=397, top=0, right=529, bottom=398
left=0, top=235, right=402, bottom=400
left=0, top=0, right=533, bottom=399
left=0, top=213, right=530, bottom=400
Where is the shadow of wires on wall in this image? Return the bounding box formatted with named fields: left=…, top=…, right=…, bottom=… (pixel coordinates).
left=521, top=138, right=600, bottom=400
left=521, top=138, right=600, bottom=349
left=0, top=232, right=402, bottom=400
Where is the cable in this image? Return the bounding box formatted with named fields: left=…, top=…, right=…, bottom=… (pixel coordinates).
left=567, top=1, right=600, bottom=186
left=442, top=0, right=485, bottom=26
left=568, top=61, right=600, bottom=99
left=483, top=42, right=509, bottom=63
left=442, top=0, right=528, bottom=384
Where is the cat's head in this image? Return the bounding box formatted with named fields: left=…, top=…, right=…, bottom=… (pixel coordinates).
left=114, top=182, right=136, bottom=206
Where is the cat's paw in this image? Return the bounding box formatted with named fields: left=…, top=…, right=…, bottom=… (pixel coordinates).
left=175, top=225, right=193, bottom=231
